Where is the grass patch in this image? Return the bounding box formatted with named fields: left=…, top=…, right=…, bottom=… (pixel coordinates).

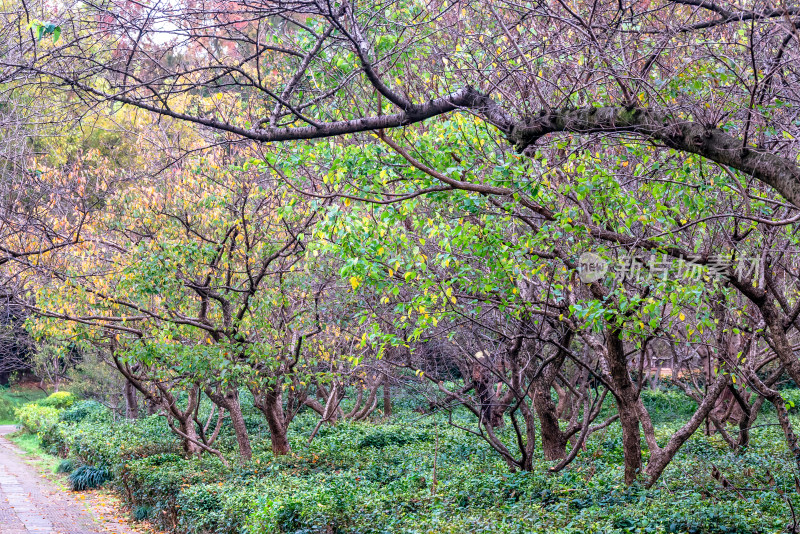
left=8, top=431, right=62, bottom=473
left=10, top=430, right=41, bottom=453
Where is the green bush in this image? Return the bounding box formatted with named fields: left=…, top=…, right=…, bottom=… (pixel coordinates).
left=118, top=453, right=230, bottom=530
left=0, top=395, right=15, bottom=422
left=36, top=391, right=76, bottom=409
left=69, top=465, right=111, bottom=491
left=60, top=400, right=105, bottom=423
left=52, top=414, right=177, bottom=467
left=56, top=458, right=79, bottom=474
left=244, top=474, right=387, bottom=534
left=133, top=505, right=152, bottom=521
left=14, top=394, right=89, bottom=453
left=357, top=425, right=430, bottom=449
left=15, top=404, right=60, bottom=434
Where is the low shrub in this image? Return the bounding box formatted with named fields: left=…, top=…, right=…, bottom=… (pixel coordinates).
left=133, top=505, right=152, bottom=521
left=15, top=404, right=60, bottom=434
left=119, top=453, right=230, bottom=530
left=37, top=391, right=76, bottom=409
left=357, top=425, right=430, bottom=449
left=56, top=458, right=79, bottom=474
left=69, top=465, right=111, bottom=491
left=52, top=415, right=178, bottom=467
left=0, top=395, right=15, bottom=422
left=60, top=400, right=106, bottom=423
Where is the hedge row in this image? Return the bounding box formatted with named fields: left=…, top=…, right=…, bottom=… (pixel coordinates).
left=13, top=392, right=800, bottom=533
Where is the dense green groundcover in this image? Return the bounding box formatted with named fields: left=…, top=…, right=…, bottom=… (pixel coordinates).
left=15, top=389, right=800, bottom=534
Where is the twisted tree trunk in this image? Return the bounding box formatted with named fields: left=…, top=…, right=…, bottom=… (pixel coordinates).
left=604, top=328, right=643, bottom=485
left=206, top=388, right=253, bottom=462
left=254, top=387, right=291, bottom=455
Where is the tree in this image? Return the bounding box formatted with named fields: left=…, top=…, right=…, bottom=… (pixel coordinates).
left=29, top=146, right=325, bottom=458
left=0, top=289, right=32, bottom=384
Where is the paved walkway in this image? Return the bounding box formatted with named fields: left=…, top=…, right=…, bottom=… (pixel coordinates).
left=0, top=425, right=133, bottom=534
